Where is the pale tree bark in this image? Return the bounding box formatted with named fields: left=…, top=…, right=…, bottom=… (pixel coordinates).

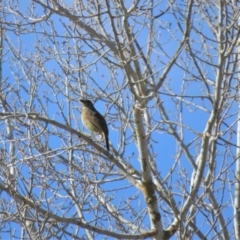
left=234, top=13, right=240, bottom=240
left=0, top=0, right=240, bottom=239
left=0, top=17, right=39, bottom=239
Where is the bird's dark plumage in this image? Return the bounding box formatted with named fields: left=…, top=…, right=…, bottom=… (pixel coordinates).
left=80, top=99, right=109, bottom=151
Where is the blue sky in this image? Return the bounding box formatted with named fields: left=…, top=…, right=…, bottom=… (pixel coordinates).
left=1, top=0, right=239, bottom=239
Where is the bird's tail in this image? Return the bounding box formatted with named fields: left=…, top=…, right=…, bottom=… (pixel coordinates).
left=105, top=134, right=109, bottom=151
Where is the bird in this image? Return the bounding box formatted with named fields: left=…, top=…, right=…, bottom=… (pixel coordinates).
left=80, top=99, right=109, bottom=151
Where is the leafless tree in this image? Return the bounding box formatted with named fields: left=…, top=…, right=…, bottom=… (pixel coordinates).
left=0, top=0, right=240, bottom=239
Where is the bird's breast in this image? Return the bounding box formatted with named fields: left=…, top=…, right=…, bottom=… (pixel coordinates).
left=81, top=108, right=101, bottom=133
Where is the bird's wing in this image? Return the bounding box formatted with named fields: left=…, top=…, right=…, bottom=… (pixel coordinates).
left=90, top=111, right=109, bottom=134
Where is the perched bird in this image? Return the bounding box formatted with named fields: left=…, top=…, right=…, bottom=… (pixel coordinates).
left=80, top=99, right=109, bottom=151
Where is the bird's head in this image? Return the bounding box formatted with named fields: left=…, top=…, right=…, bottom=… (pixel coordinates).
left=80, top=99, right=95, bottom=108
